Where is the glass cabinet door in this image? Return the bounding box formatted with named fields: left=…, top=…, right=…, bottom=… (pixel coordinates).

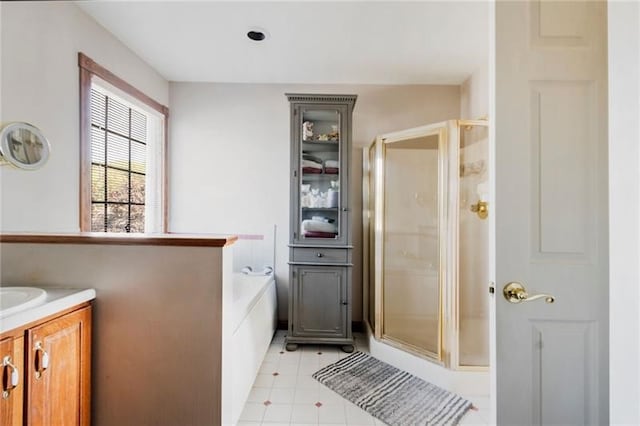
left=296, top=106, right=347, bottom=244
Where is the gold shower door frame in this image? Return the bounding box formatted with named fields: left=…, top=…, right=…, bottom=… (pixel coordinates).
left=449, top=119, right=489, bottom=371
left=365, top=119, right=489, bottom=369
left=371, top=120, right=452, bottom=364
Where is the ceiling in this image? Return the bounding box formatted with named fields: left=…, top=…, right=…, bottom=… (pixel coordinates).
left=79, top=1, right=489, bottom=85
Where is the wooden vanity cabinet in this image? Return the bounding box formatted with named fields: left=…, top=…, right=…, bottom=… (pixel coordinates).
left=0, top=335, right=24, bottom=425
left=0, top=303, right=92, bottom=426
left=26, top=305, right=92, bottom=426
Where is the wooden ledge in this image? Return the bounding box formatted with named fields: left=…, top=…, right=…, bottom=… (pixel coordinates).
left=0, top=233, right=238, bottom=247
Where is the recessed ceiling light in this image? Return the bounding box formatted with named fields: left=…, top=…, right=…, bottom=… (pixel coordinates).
left=247, top=27, right=269, bottom=42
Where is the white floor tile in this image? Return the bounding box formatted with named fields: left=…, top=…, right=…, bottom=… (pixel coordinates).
left=262, top=403, right=293, bottom=423
left=291, top=403, right=319, bottom=424
left=318, top=387, right=345, bottom=405
left=272, top=374, right=298, bottom=389
left=264, top=352, right=281, bottom=363
left=268, top=344, right=285, bottom=354
left=236, top=422, right=260, bottom=426
left=474, top=408, right=492, bottom=425
left=318, top=403, right=347, bottom=424
left=278, top=362, right=301, bottom=375
left=296, top=375, right=320, bottom=390
left=259, top=362, right=279, bottom=375
left=467, top=395, right=490, bottom=410
left=272, top=334, right=286, bottom=344
left=300, top=345, right=321, bottom=353
left=269, top=388, right=296, bottom=404
left=253, top=374, right=275, bottom=388
left=267, top=348, right=283, bottom=356
left=279, top=352, right=302, bottom=365
left=319, top=351, right=340, bottom=362
left=458, top=409, right=488, bottom=426
left=239, top=402, right=265, bottom=423
left=294, top=388, right=319, bottom=404
left=246, top=386, right=271, bottom=403
left=299, top=362, right=322, bottom=375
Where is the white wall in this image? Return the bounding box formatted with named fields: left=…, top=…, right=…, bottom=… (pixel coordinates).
left=0, top=1, right=169, bottom=232
left=608, top=1, right=640, bottom=423
left=169, top=83, right=461, bottom=321
left=460, top=59, right=489, bottom=120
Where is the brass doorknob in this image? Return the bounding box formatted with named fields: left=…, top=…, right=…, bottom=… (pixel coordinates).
left=503, top=282, right=555, bottom=304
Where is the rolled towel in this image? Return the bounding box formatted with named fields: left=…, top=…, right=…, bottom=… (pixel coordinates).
left=303, top=167, right=323, bottom=174
left=303, top=231, right=337, bottom=238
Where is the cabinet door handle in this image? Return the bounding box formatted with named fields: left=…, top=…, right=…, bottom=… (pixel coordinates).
left=341, top=301, right=348, bottom=305
left=2, top=355, right=19, bottom=399
left=316, top=252, right=324, bottom=258
left=34, top=342, right=49, bottom=379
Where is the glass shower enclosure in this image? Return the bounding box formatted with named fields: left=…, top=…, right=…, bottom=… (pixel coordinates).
left=363, top=119, right=489, bottom=369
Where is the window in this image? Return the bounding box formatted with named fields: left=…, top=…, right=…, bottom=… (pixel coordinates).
left=78, top=53, right=168, bottom=233
left=89, top=87, right=147, bottom=232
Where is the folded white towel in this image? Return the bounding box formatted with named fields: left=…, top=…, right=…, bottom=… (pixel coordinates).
left=324, top=160, right=339, bottom=168
left=302, top=159, right=323, bottom=169
left=311, top=216, right=332, bottom=223
left=303, top=154, right=323, bottom=164
left=301, top=219, right=338, bottom=233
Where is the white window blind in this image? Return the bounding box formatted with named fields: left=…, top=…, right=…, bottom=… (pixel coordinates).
left=90, top=87, right=148, bottom=232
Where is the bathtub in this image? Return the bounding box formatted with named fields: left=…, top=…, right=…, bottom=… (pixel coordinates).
left=229, top=272, right=277, bottom=424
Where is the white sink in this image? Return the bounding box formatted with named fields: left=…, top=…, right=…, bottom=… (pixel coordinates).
left=0, top=287, right=47, bottom=318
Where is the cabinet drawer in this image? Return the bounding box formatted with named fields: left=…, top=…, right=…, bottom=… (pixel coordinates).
left=292, top=248, right=349, bottom=264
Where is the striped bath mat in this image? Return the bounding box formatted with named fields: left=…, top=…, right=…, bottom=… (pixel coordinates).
left=312, top=351, right=472, bottom=426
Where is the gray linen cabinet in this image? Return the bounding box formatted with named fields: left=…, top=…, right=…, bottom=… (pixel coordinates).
left=285, top=93, right=357, bottom=353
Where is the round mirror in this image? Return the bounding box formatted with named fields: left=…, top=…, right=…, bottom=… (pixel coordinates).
left=0, top=122, right=51, bottom=170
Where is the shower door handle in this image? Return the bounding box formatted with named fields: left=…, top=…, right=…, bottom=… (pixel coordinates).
left=503, top=282, right=555, bottom=304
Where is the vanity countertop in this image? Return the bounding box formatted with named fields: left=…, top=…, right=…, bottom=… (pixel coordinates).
left=0, top=232, right=237, bottom=247
left=0, top=287, right=96, bottom=334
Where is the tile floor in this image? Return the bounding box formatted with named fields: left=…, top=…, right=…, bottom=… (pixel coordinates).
left=239, top=331, right=491, bottom=426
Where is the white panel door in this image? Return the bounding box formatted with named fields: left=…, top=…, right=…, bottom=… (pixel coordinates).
left=496, top=1, right=608, bottom=425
